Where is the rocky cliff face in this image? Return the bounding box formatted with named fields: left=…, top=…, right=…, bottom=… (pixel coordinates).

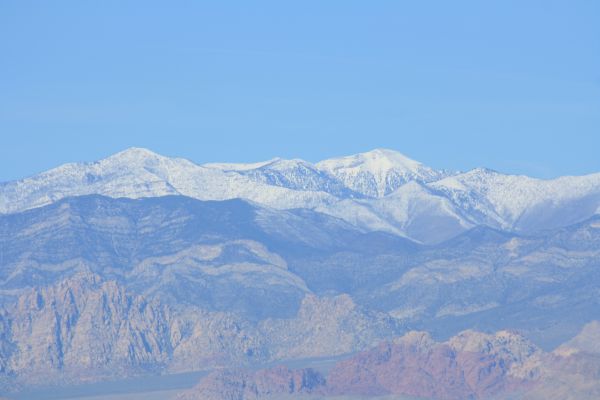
left=0, top=272, right=398, bottom=389
left=7, top=272, right=173, bottom=384
left=1, top=272, right=252, bottom=385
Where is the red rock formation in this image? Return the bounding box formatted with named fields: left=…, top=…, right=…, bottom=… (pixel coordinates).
left=176, top=365, right=326, bottom=400
left=326, top=343, right=515, bottom=399
left=177, top=328, right=600, bottom=400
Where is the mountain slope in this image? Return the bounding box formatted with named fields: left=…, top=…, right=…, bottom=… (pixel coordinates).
left=206, top=157, right=360, bottom=198
left=0, top=194, right=418, bottom=320
left=3, top=194, right=600, bottom=350
left=431, top=168, right=600, bottom=232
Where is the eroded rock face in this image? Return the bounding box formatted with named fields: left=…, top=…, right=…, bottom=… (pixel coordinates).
left=176, top=366, right=326, bottom=400
left=0, top=272, right=266, bottom=385
left=8, top=271, right=173, bottom=383
left=0, top=273, right=400, bottom=388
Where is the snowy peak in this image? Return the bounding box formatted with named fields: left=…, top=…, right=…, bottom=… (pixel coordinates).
left=316, top=148, right=449, bottom=197
left=317, top=148, right=425, bottom=175
left=104, top=147, right=164, bottom=163
left=98, top=147, right=201, bottom=174
left=200, top=149, right=450, bottom=198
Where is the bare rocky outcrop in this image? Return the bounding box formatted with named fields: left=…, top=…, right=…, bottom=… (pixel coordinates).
left=8, top=271, right=173, bottom=383
left=0, top=273, right=399, bottom=389
left=259, top=294, right=399, bottom=360
left=1, top=272, right=266, bottom=385
left=178, top=327, right=600, bottom=400
left=176, top=366, right=326, bottom=400
left=326, top=330, right=536, bottom=400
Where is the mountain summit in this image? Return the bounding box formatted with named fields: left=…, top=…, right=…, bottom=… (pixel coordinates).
left=316, top=148, right=449, bottom=197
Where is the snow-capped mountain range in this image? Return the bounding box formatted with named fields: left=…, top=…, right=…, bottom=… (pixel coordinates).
left=2, top=148, right=600, bottom=395
left=2, top=147, right=600, bottom=243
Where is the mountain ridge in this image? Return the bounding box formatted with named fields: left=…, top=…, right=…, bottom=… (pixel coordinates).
left=3, top=147, right=600, bottom=246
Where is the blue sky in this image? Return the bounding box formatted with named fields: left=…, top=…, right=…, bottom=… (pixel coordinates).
left=1, top=1, right=599, bottom=181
